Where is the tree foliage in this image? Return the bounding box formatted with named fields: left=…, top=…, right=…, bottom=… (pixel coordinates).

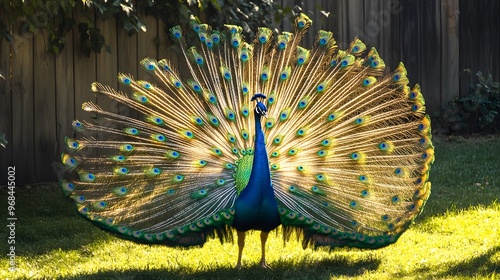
left=0, top=0, right=291, bottom=56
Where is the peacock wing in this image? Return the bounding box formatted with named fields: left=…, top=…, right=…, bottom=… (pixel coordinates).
left=264, top=14, right=434, bottom=249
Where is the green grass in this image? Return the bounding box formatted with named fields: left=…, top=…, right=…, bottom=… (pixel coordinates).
left=1, top=136, right=500, bottom=279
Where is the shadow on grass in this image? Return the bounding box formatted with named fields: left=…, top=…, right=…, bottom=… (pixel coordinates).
left=0, top=184, right=110, bottom=257
left=400, top=245, right=500, bottom=278
left=63, top=257, right=381, bottom=280
left=425, top=245, right=500, bottom=277
left=417, top=136, right=500, bottom=221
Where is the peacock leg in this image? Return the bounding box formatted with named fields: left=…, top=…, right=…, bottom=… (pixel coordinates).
left=259, top=231, right=271, bottom=269
left=235, top=230, right=245, bottom=269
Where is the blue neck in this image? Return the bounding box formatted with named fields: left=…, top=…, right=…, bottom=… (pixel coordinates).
left=249, top=113, right=270, bottom=186
left=232, top=109, right=280, bottom=232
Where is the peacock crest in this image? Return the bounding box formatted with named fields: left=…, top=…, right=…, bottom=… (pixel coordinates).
left=61, top=14, right=434, bottom=266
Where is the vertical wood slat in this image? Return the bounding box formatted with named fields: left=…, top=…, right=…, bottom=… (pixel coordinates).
left=328, top=0, right=343, bottom=50
left=458, top=0, right=477, bottom=98
left=419, top=1, right=441, bottom=116
left=33, top=32, right=57, bottom=182
left=478, top=0, right=492, bottom=80
left=93, top=18, right=120, bottom=155
left=96, top=17, right=118, bottom=114
left=279, top=0, right=295, bottom=33
left=400, top=0, right=420, bottom=93
left=158, top=18, right=180, bottom=74
left=53, top=18, right=75, bottom=182
left=11, top=34, right=35, bottom=185
left=137, top=16, right=158, bottom=80
left=300, top=0, right=325, bottom=48
left=117, top=30, right=138, bottom=84
left=441, top=0, right=459, bottom=105
left=343, top=0, right=364, bottom=50
left=379, top=0, right=402, bottom=69
left=0, top=36, right=12, bottom=184
left=493, top=1, right=500, bottom=83
left=364, top=0, right=402, bottom=79
left=73, top=11, right=97, bottom=123
left=117, top=22, right=138, bottom=118
left=363, top=0, right=384, bottom=52
left=313, top=0, right=332, bottom=31
left=458, top=0, right=500, bottom=107
left=492, top=1, right=500, bottom=83
left=69, top=11, right=98, bottom=178
left=481, top=0, right=500, bottom=83
left=118, top=0, right=139, bottom=83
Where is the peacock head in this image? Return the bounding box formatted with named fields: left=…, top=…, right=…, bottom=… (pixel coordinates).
left=251, top=93, right=267, bottom=117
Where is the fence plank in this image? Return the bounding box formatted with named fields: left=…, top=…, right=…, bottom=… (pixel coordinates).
left=33, top=33, right=57, bottom=182
left=343, top=0, right=364, bottom=49
left=363, top=0, right=384, bottom=51
left=119, top=0, right=140, bottom=79
left=280, top=0, right=295, bottom=33
left=419, top=1, right=441, bottom=116
left=158, top=17, right=180, bottom=74
left=400, top=0, right=420, bottom=90
left=458, top=0, right=477, bottom=97
left=493, top=1, right=500, bottom=82
left=54, top=22, right=75, bottom=182
left=117, top=31, right=138, bottom=83
left=301, top=0, right=325, bottom=47
left=314, top=0, right=333, bottom=31
left=117, top=23, right=138, bottom=118
left=11, top=34, right=35, bottom=184
left=96, top=17, right=118, bottom=113
left=73, top=11, right=97, bottom=123
left=384, top=0, right=403, bottom=69
left=328, top=0, right=344, bottom=49
left=481, top=0, right=500, bottom=82
left=0, top=37, right=12, bottom=184
left=441, top=0, right=459, bottom=105
left=138, top=16, right=158, bottom=80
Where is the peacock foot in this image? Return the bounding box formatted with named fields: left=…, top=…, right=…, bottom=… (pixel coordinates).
left=259, top=260, right=271, bottom=269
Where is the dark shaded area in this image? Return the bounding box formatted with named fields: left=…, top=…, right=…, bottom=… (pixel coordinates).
left=417, top=136, right=500, bottom=222
left=412, top=246, right=500, bottom=278
left=62, top=256, right=381, bottom=280
left=438, top=246, right=500, bottom=277
left=0, top=184, right=110, bottom=256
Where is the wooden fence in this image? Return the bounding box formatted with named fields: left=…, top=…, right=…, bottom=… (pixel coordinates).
left=0, top=0, right=499, bottom=185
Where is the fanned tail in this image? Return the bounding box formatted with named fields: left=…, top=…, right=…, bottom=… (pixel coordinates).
left=62, top=13, right=433, bottom=251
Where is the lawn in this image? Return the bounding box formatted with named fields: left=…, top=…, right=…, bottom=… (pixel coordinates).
left=1, top=136, right=499, bottom=279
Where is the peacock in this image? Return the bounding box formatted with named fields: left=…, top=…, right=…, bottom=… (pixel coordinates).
left=60, top=14, right=434, bottom=268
